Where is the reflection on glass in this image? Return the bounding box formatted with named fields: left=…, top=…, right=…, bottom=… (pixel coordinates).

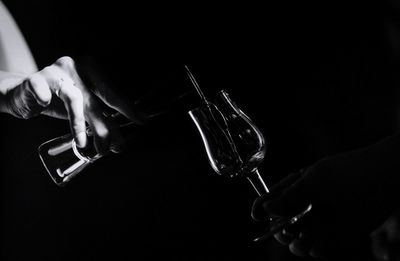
left=189, top=90, right=268, bottom=195
left=38, top=119, right=137, bottom=187
left=186, top=66, right=311, bottom=242
left=39, top=129, right=101, bottom=186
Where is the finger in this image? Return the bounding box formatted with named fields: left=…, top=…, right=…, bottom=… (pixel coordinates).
left=288, top=233, right=314, bottom=257
left=26, top=74, right=52, bottom=107
left=63, top=58, right=122, bottom=153
left=84, top=96, right=125, bottom=155
left=6, top=80, right=42, bottom=119
left=274, top=229, right=297, bottom=245
left=89, top=114, right=124, bottom=154
left=282, top=209, right=314, bottom=236
left=263, top=172, right=313, bottom=217
left=282, top=223, right=303, bottom=238
left=87, top=109, right=111, bottom=155
left=55, top=78, right=87, bottom=148
left=252, top=172, right=303, bottom=221
left=89, top=109, right=126, bottom=154
left=269, top=171, right=304, bottom=196
left=252, top=195, right=270, bottom=221
left=81, top=86, right=124, bottom=155
left=41, top=96, right=68, bottom=119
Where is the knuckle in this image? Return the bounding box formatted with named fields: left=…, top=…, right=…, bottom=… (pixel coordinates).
left=55, top=56, right=75, bottom=70
left=26, top=74, right=45, bottom=91
left=39, top=66, right=59, bottom=83
left=40, top=65, right=56, bottom=76
left=72, top=118, right=86, bottom=132
left=22, top=77, right=34, bottom=92
left=27, top=73, right=39, bottom=85
left=25, top=73, right=39, bottom=86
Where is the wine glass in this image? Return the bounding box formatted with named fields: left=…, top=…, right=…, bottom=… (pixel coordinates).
left=186, top=66, right=312, bottom=242
left=189, top=90, right=269, bottom=195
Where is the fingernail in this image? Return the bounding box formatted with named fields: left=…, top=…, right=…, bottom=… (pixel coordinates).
left=37, top=99, right=50, bottom=107
left=75, top=132, right=87, bottom=148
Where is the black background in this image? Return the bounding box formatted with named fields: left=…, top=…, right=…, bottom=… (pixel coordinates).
left=0, top=1, right=398, bottom=260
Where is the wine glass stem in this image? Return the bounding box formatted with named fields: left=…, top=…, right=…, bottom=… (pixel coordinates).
left=246, top=169, right=269, bottom=196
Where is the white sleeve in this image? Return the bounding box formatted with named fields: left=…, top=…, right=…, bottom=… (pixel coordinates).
left=0, top=1, right=37, bottom=75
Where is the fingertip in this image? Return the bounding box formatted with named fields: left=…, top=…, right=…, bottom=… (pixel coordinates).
left=36, top=94, right=52, bottom=107
left=37, top=99, right=50, bottom=108
left=26, top=75, right=52, bottom=107
left=251, top=194, right=271, bottom=221
left=289, top=239, right=309, bottom=257
left=75, top=132, right=87, bottom=148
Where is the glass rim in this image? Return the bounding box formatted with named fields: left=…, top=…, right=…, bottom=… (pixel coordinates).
left=217, top=89, right=229, bottom=96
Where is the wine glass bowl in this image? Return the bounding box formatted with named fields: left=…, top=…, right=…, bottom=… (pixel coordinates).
left=213, top=90, right=266, bottom=175
left=189, top=102, right=244, bottom=178
left=189, top=89, right=269, bottom=195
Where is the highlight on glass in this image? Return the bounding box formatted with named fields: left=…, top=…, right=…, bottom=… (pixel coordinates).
left=38, top=129, right=101, bottom=186
left=185, top=65, right=312, bottom=242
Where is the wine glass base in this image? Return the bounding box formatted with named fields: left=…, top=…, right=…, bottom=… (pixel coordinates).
left=253, top=203, right=313, bottom=242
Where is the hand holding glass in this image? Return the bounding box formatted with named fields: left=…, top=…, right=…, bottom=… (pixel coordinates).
left=38, top=118, right=136, bottom=186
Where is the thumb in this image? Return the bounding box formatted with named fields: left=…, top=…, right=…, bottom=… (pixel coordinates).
left=263, top=171, right=313, bottom=217
left=252, top=171, right=303, bottom=221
